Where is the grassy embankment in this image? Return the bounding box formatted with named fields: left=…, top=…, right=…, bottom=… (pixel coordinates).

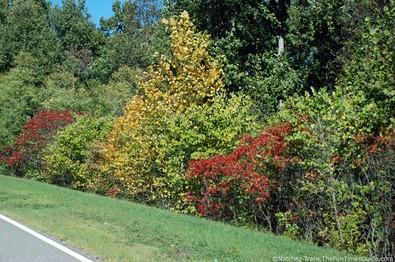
left=0, top=174, right=352, bottom=261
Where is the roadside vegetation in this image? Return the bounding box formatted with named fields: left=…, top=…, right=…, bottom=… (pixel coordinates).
left=0, top=0, right=394, bottom=258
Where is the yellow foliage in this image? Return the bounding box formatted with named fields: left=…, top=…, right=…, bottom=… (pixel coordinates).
left=101, top=11, right=224, bottom=203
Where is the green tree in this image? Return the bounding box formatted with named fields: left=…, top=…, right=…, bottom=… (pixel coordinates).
left=51, top=0, right=101, bottom=52
left=338, top=2, right=395, bottom=126
left=0, top=53, right=44, bottom=148
left=41, top=65, right=140, bottom=116
left=166, top=0, right=279, bottom=93
left=0, top=0, right=61, bottom=74
left=50, top=0, right=105, bottom=80
left=91, top=0, right=162, bottom=83
left=286, top=0, right=389, bottom=90
left=0, top=0, right=9, bottom=24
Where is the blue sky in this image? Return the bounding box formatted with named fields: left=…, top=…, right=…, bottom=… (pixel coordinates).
left=50, top=0, right=126, bottom=26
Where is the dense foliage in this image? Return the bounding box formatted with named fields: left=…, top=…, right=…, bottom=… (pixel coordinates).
left=44, top=115, right=113, bottom=189
left=0, top=0, right=393, bottom=257
left=101, top=12, right=256, bottom=208
left=185, top=122, right=297, bottom=223
left=165, top=0, right=392, bottom=116
left=0, top=110, right=74, bottom=177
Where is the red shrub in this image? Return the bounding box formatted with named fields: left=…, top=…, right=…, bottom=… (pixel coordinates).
left=352, top=128, right=395, bottom=164
left=185, top=122, right=298, bottom=221
left=1, top=110, right=74, bottom=172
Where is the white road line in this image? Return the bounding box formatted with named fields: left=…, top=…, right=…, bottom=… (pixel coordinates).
left=0, top=214, right=93, bottom=262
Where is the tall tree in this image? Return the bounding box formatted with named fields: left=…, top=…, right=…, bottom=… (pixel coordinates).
left=102, top=11, right=225, bottom=204
left=50, top=0, right=102, bottom=53
left=165, top=0, right=301, bottom=117
left=90, top=0, right=162, bottom=83
left=0, top=0, right=9, bottom=24
left=50, top=0, right=104, bottom=80
left=0, top=53, right=43, bottom=148
left=166, top=0, right=279, bottom=93
left=0, top=0, right=61, bottom=74
left=270, top=0, right=290, bottom=55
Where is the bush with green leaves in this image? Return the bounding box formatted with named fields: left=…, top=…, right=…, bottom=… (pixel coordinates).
left=272, top=120, right=395, bottom=256
left=44, top=115, right=113, bottom=189
left=155, top=92, right=259, bottom=210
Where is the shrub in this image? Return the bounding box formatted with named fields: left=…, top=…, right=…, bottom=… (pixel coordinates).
left=0, top=110, right=74, bottom=177
left=283, top=126, right=395, bottom=256
left=271, top=86, right=395, bottom=256
left=44, top=115, right=113, bottom=189
left=185, top=121, right=298, bottom=225
left=186, top=104, right=394, bottom=256
left=154, top=92, right=258, bottom=210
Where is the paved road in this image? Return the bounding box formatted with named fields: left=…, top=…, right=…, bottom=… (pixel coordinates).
left=0, top=214, right=94, bottom=262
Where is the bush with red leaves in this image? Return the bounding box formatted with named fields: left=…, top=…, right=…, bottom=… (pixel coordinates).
left=1, top=110, right=74, bottom=176
left=185, top=122, right=298, bottom=223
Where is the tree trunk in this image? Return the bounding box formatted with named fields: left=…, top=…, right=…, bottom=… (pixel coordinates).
left=276, top=0, right=289, bottom=55
left=278, top=34, right=284, bottom=56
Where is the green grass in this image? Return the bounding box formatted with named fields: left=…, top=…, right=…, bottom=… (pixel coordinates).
left=0, top=174, right=352, bottom=261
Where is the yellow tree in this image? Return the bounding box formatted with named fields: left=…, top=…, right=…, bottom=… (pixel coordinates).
left=102, top=11, right=224, bottom=203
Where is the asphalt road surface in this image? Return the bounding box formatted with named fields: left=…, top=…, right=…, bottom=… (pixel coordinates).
left=0, top=214, right=95, bottom=262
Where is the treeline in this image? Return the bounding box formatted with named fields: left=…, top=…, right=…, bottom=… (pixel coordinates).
left=0, top=0, right=162, bottom=146
left=0, top=0, right=394, bottom=258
